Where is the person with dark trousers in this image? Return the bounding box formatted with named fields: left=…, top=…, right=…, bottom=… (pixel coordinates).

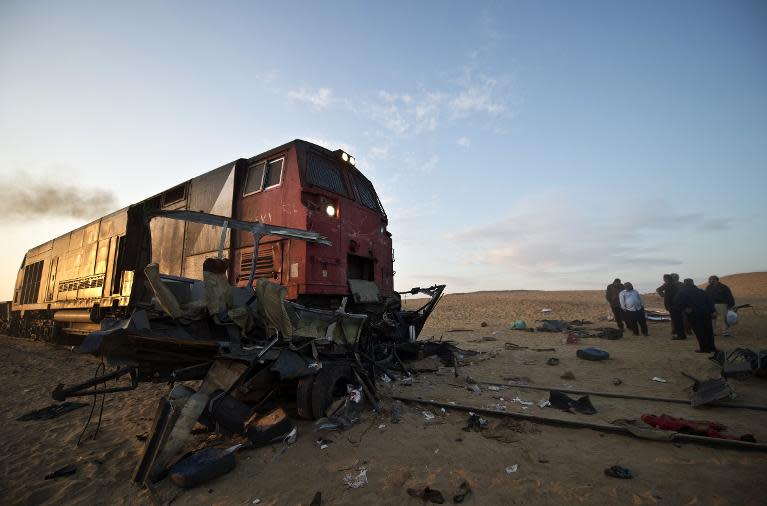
left=619, top=282, right=648, bottom=336
left=671, top=273, right=693, bottom=336
left=605, top=278, right=625, bottom=330
left=657, top=274, right=685, bottom=339
left=706, top=275, right=735, bottom=337
left=674, top=278, right=717, bottom=353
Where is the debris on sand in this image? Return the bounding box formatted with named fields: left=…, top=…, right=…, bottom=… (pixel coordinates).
left=604, top=465, right=633, bottom=479
left=342, top=468, right=368, bottom=489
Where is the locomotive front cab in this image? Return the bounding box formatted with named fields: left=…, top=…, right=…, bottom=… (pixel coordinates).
left=233, top=141, right=393, bottom=308
left=296, top=144, right=394, bottom=308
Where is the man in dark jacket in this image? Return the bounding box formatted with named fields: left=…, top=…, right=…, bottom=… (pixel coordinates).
left=605, top=278, right=625, bottom=330
left=706, top=275, right=735, bottom=337
left=657, top=274, right=685, bottom=339
left=674, top=279, right=717, bottom=353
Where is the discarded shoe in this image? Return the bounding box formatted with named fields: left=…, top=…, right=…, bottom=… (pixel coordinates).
left=407, top=486, right=445, bottom=504
left=604, top=465, right=633, bottom=479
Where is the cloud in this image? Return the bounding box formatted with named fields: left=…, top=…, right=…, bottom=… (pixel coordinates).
left=360, top=71, right=513, bottom=137
left=368, top=146, right=389, bottom=160
left=287, top=87, right=334, bottom=110
left=1, top=171, right=118, bottom=220
left=450, top=82, right=505, bottom=115
left=450, top=191, right=731, bottom=277
left=386, top=194, right=439, bottom=223
left=456, top=136, right=471, bottom=148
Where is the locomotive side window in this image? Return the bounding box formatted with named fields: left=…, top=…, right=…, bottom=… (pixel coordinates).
left=351, top=172, right=384, bottom=214
left=243, top=161, right=266, bottom=195
left=162, top=183, right=187, bottom=207
left=264, top=158, right=284, bottom=189
left=307, top=155, right=349, bottom=196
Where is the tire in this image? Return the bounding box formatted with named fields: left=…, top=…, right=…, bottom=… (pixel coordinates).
left=311, top=365, right=354, bottom=420
left=296, top=375, right=315, bottom=420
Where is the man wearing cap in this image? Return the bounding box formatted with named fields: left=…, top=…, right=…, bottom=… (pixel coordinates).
left=605, top=278, right=625, bottom=331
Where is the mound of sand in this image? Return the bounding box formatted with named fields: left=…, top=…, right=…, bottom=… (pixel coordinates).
left=711, top=272, right=767, bottom=300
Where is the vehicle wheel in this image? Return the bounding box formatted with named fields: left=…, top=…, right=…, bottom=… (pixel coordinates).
left=311, top=365, right=354, bottom=420
left=296, top=375, right=315, bottom=420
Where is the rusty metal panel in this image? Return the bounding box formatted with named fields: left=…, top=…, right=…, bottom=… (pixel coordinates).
left=27, top=240, right=53, bottom=258
left=69, top=228, right=84, bottom=252
left=95, top=239, right=110, bottom=274
left=181, top=253, right=209, bottom=281
left=121, top=270, right=134, bottom=296
left=183, top=163, right=236, bottom=262
left=83, top=221, right=100, bottom=246
left=150, top=216, right=185, bottom=276
left=59, top=250, right=79, bottom=282
left=79, top=241, right=98, bottom=277
left=104, top=236, right=118, bottom=296
left=52, top=234, right=70, bottom=257
left=99, top=209, right=128, bottom=240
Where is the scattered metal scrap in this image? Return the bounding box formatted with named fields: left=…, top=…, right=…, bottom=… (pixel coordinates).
left=390, top=396, right=767, bottom=452
left=46, top=210, right=448, bottom=490
left=714, top=348, right=767, bottom=379
left=682, top=374, right=736, bottom=407
left=471, top=379, right=767, bottom=411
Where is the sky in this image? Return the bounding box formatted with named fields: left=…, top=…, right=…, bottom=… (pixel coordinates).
left=0, top=1, right=765, bottom=299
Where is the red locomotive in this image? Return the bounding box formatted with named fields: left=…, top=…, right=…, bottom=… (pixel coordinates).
left=7, top=140, right=409, bottom=340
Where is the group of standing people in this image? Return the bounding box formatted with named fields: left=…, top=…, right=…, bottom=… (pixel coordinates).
left=605, top=275, right=736, bottom=354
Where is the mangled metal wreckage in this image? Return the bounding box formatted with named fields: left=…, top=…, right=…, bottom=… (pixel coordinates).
left=52, top=209, right=444, bottom=484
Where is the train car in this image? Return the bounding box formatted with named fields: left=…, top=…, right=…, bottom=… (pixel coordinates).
left=7, top=140, right=397, bottom=340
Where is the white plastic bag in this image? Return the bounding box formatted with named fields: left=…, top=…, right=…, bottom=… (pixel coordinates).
left=726, top=310, right=738, bottom=326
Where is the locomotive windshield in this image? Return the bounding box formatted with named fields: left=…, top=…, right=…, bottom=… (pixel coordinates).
left=306, top=155, right=350, bottom=197
left=305, top=153, right=385, bottom=215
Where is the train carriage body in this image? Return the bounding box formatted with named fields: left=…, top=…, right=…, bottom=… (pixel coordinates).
left=9, top=140, right=394, bottom=339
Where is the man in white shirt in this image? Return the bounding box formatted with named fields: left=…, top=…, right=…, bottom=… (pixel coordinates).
left=619, top=282, right=648, bottom=336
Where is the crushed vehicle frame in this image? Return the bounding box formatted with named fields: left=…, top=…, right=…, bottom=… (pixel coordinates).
left=50, top=209, right=444, bottom=485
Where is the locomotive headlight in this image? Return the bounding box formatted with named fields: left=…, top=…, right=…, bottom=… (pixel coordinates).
left=341, top=152, right=349, bottom=162
left=325, top=204, right=336, bottom=217
left=349, top=155, right=356, bottom=166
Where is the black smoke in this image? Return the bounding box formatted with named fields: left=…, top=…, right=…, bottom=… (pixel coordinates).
left=1, top=177, right=118, bottom=220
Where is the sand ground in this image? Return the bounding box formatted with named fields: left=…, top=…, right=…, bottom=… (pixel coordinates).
left=1, top=273, right=765, bottom=505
